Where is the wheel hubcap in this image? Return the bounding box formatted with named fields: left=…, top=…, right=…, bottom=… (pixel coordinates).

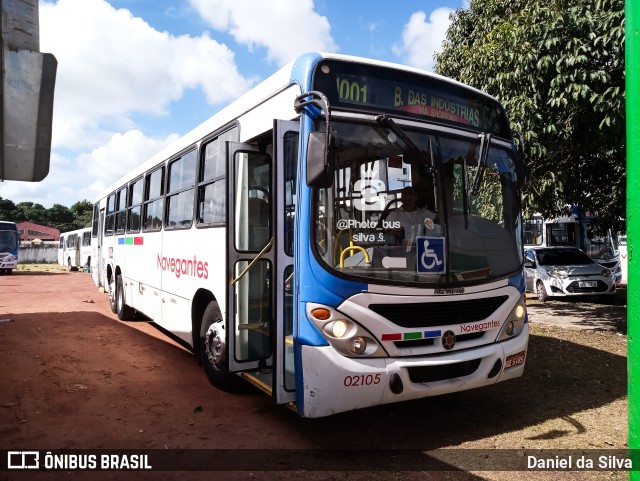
left=205, top=321, right=225, bottom=371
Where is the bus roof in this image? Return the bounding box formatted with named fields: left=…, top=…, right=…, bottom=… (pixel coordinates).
left=96, top=52, right=503, bottom=201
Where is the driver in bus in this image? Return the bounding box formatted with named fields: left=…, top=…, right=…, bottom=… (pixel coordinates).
left=386, top=186, right=439, bottom=245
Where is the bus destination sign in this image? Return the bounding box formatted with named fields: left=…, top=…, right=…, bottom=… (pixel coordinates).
left=312, top=60, right=510, bottom=138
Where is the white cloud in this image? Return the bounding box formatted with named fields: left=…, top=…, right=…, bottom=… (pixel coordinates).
left=40, top=0, right=253, bottom=150
left=189, top=0, right=338, bottom=66
left=0, top=130, right=179, bottom=207
left=393, top=8, right=454, bottom=71
left=77, top=130, right=181, bottom=198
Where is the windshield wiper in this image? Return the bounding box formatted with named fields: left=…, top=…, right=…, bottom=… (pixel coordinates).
left=375, top=115, right=435, bottom=174
left=470, top=132, right=491, bottom=195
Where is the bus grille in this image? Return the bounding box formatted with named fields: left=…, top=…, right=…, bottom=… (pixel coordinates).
left=369, top=296, right=508, bottom=328
left=407, top=359, right=481, bottom=383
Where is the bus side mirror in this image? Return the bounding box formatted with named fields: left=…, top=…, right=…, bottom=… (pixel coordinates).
left=306, top=131, right=335, bottom=188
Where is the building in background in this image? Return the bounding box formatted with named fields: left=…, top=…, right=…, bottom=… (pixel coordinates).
left=16, top=222, right=60, bottom=244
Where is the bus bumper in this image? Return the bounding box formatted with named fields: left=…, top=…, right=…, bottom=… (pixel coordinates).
left=300, top=324, right=528, bottom=418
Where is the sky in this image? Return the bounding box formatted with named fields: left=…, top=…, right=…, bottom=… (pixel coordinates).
left=0, top=0, right=467, bottom=208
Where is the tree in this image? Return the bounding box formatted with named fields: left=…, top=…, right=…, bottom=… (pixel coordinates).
left=15, top=202, right=48, bottom=225
left=69, top=200, right=93, bottom=230
left=0, top=197, right=17, bottom=220
left=435, top=0, right=625, bottom=231
left=46, top=204, right=75, bottom=232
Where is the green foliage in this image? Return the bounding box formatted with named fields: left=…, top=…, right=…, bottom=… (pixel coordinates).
left=435, top=0, right=625, bottom=229
left=0, top=197, right=92, bottom=232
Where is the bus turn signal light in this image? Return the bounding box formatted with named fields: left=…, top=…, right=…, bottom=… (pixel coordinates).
left=311, top=308, right=331, bottom=320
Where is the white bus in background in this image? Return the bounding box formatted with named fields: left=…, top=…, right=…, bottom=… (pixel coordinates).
left=58, top=227, right=92, bottom=271
left=523, top=211, right=622, bottom=284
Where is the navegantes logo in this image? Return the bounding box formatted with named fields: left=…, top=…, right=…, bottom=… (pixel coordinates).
left=157, top=254, right=209, bottom=279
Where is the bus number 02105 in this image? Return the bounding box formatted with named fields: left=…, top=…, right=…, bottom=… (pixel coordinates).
left=336, top=77, right=368, bottom=104
left=343, top=374, right=382, bottom=387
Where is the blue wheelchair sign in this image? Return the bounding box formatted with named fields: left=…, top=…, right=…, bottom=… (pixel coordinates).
left=416, top=236, right=446, bottom=273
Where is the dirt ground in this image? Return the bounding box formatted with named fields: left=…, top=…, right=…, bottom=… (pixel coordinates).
left=0, top=265, right=629, bottom=481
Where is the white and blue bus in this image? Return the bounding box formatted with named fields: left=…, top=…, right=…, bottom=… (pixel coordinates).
left=0, top=221, right=19, bottom=274
left=92, top=53, right=528, bottom=417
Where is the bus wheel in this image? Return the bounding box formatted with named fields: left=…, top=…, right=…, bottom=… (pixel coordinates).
left=536, top=281, right=549, bottom=302
left=109, top=278, right=118, bottom=313
left=116, top=275, right=134, bottom=320
left=200, top=302, right=237, bottom=390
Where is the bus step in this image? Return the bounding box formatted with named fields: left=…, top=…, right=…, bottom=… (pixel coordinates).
left=241, top=370, right=273, bottom=396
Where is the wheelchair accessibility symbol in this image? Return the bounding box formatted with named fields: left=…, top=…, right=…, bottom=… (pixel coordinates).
left=416, top=236, right=446, bottom=273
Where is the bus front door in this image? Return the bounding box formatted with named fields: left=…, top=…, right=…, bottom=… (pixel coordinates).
left=227, top=128, right=296, bottom=405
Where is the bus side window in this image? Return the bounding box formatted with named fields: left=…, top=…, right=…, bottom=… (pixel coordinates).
left=115, top=186, right=127, bottom=234
left=197, top=128, right=236, bottom=226
left=105, top=193, right=116, bottom=236
left=127, top=177, right=143, bottom=232
left=143, top=166, right=164, bottom=231
left=166, top=149, right=196, bottom=229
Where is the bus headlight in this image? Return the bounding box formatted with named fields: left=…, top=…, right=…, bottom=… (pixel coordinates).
left=331, top=319, right=349, bottom=338
left=307, top=303, right=387, bottom=358
left=496, top=295, right=527, bottom=342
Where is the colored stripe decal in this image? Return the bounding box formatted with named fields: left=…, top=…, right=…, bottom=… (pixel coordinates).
left=118, top=237, right=144, bottom=245
left=381, top=330, right=442, bottom=341
left=403, top=332, right=422, bottom=341
left=381, top=333, right=402, bottom=341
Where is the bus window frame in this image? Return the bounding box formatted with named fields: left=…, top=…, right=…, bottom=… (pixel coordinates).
left=126, top=176, right=144, bottom=233
left=143, top=165, right=165, bottom=232
left=114, top=186, right=127, bottom=235
left=165, top=148, right=197, bottom=231
left=105, top=192, right=116, bottom=236
left=196, top=125, right=238, bottom=228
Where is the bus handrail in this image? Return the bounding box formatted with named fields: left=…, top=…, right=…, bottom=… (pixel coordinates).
left=231, top=237, right=274, bottom=285
left=339, top=245, right=370, bottom=269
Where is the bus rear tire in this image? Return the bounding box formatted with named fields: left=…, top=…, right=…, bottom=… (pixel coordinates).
left=200, top=302, right=237, bottom=391
left=116, top=275, right=135, bottom=320
left=109, top=278, right=118, bottom=314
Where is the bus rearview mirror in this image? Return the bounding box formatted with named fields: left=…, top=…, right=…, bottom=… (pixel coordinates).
left=306, top=131, right=335, bottom=188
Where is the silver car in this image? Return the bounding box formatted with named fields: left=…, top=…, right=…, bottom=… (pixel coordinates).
left=524, top=246, right=616, bottom=302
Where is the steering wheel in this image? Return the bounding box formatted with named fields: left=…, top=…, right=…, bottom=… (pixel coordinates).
left=377, top=198, right=402, bottom=229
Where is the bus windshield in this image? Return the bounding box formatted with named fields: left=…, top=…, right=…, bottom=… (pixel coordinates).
left=313, top=119, right=523, bottom=285
left=0, top=229, right=18, bottom=252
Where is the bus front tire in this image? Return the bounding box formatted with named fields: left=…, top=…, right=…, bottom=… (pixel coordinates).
left=116, top=275, right=135, bottom=320
left=200, top=302, right=237, bottom=391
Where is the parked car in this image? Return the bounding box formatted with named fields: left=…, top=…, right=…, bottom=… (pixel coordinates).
left=524, top=246, right=616, bottom=302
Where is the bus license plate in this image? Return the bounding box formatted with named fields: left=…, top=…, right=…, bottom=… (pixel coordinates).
left=505, top=351, right=526, bottom=369
left=579, top=281, right=597, bottom=288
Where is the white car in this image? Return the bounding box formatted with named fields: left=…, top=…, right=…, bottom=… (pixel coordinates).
left=525, top=246, right=616, bottom=302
